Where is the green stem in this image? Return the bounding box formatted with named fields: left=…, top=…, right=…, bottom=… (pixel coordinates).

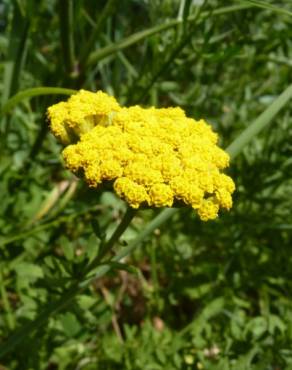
left=111, top=209, right=177, bottom=262
left=0, top=268, right=15, bottom=330
left=58, top=0, right=76, bottom=75
left=0, top=208, right=175, bottom=358
left=1, top=2, right=29, bottom=106
left=85, top=207, right=137, bottom=272
left=78, top=209, right=178, bottom=289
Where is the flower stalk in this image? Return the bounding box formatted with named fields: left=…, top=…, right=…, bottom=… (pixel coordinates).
left=85, top=206, right=137, bottom=273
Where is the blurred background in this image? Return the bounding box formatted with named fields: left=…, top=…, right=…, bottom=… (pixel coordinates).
left=1, top=0, right=292, bottom=368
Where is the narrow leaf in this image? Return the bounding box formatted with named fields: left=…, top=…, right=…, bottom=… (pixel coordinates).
left=86, top=4, right=252, bottom=66
left=1, top=87, right=77, bottom=114
left=226, top=84, right=292, bottom=159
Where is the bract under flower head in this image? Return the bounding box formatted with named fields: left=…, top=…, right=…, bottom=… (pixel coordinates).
left=48, top=90, right=235, bottom=221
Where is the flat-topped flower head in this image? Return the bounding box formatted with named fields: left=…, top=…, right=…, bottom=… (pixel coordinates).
left=48, top=90, right=235, bottom=221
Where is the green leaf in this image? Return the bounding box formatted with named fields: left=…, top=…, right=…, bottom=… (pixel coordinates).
left=59, top=236, right=74, bottom=261
left=232, top=347, right=261, bottom=370
left=183, top=282, right=214, bottom=299
left=59, top=312, right=81, bottom=337
left=268, top=314, right=286, bottom=335
left=244, top=317, right=267, bottom=339
left=14, top=262, right=44, bottom=282
left=86, top=234, right=100, bottom=263
left=77, top=295, right=97, bottom=310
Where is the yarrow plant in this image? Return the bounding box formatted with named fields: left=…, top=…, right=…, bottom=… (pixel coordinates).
left=47, top=90, right=235, bottom=221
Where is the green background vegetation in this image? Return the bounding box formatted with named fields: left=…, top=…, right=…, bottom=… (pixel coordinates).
left=1, top=0, right=292, bottom=369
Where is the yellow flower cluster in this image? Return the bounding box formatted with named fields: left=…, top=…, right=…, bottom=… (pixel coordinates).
left=47, top=90, right=235, bottom=221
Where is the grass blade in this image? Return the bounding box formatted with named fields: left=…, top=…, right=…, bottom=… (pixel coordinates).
left=238, top=0, right=292, bottom=17
left=226, top=84, right=292, bottom=159
left=1, top=87, right=77, bottom=114
left=1, top=2, right=29, bottom=106
left=86, top=4, right=253, bottom=66
left=80, top=0, right=119, bottom=65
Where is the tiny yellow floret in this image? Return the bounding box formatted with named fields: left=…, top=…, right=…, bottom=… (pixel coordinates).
left=47, top=90, right=121, bottom=144
left=47, top=90, right=235, bottom=220
left=149, top=184, right=174, bottom=207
